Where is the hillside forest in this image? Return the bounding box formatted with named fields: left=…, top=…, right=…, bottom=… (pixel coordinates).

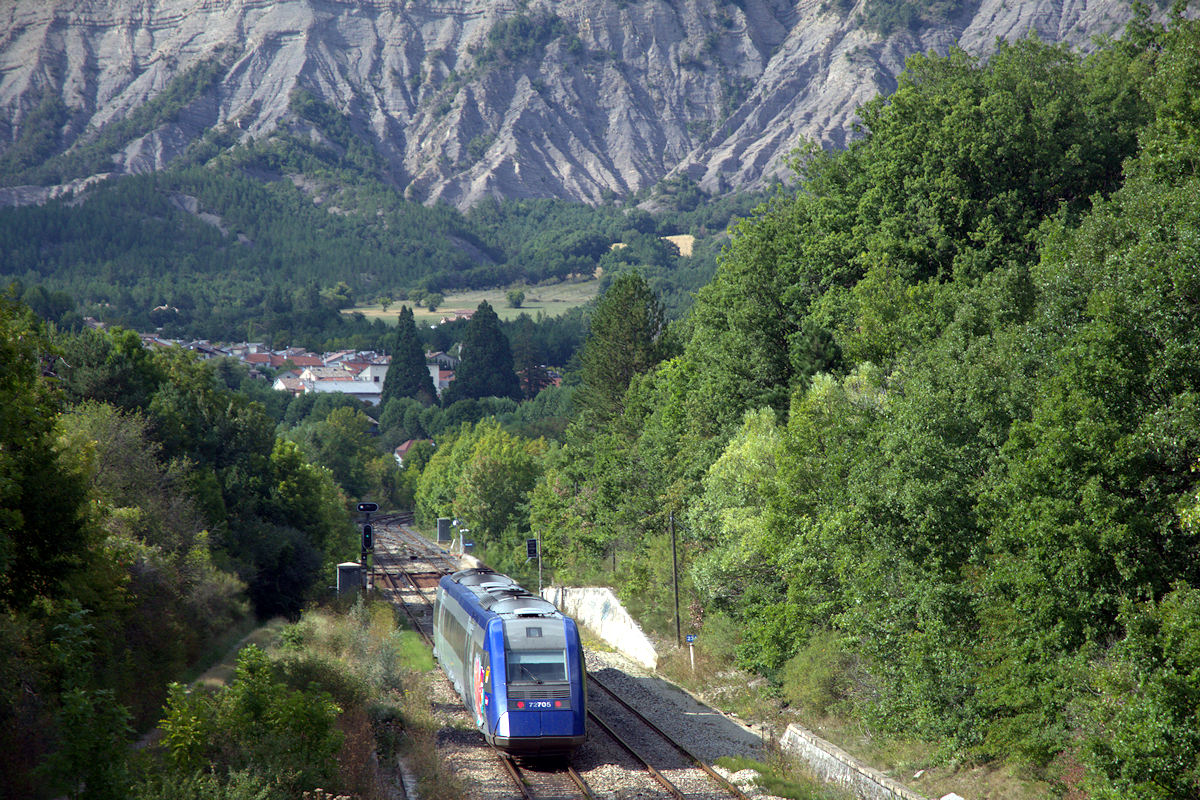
left=2, top=6, right=1200, bottom=799
left=410, top=11, right=1200, bottom=798
left=0, top=77, right=765, bottom=346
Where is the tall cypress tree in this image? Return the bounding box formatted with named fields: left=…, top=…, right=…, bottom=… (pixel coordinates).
left=442, top=301, right=521, bottom=403
left=381, top=306, right=435, bottom=407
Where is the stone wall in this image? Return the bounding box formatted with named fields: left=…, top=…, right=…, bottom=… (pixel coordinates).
left=780, top=724, right=930, bottom=800
left=542, top=586, right=658, bottom=670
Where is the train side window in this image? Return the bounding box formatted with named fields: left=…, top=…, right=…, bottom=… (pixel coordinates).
left=449, top=614, right=466, bottom=654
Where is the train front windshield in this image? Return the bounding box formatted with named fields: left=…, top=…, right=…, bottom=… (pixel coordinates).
left=507, top=650, right=567, bottom=683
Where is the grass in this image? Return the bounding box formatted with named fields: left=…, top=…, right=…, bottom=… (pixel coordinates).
left=348, top=278, right=600, bottom=325
left=714, top=754, right=851, bottom=800
left=171, top=597, right=463, bottom=799
left=182, top=617, right=287, bottom=690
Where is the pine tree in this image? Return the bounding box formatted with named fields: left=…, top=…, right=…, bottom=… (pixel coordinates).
left=380, top=306, right=435, bottom=407
left=510, top=313, right=552, bottom=399
left=442, top=301, right=521, bottom=403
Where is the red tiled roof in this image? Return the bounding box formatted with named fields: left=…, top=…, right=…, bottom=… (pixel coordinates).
left=395, top=438, right=432, bottom=457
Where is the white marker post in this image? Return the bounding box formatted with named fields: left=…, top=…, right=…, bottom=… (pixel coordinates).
left=686, top=633, right=696, bottom=673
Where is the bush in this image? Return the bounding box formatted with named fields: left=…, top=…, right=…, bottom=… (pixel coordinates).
left=696, top=612, right=743, bottom=663
left=157, top=645, right=343, bottom=794
left=781, top=630, right=854, bottom=717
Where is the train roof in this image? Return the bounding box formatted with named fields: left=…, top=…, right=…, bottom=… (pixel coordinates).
left=440, top=567, right=563, bottom=626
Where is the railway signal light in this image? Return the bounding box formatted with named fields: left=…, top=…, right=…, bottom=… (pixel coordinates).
left=526, top=538, right=538, bottom=559
left=362, top=524, right=373, bottom=551
left=357, top=502, right=378, bottom=513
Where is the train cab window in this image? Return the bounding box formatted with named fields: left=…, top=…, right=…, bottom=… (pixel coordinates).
left=507, top=650, right=567, bottom=683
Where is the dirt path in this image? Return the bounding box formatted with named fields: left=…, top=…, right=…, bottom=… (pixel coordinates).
left=135, top=619, right=288, bottom=750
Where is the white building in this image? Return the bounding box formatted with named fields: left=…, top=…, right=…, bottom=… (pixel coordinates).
left=271, top=363, right=390, bottom=405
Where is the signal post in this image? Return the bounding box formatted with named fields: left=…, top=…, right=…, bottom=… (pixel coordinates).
left=358, top=501, right=377, bottom=593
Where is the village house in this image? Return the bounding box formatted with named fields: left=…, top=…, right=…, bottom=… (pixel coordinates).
left=270, top=360, right=391, bottom=405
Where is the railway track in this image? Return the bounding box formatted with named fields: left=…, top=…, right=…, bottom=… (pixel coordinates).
left=370, top=514, right=750, bottom=800
left=586, top=674, right=751, bottom=800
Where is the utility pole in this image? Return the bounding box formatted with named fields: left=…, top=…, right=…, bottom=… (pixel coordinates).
left=671, top=511, right=680, bottom=648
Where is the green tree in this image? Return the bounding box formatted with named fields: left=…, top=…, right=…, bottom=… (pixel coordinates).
left=509, top=313, right=553, bottom=399
left=1082, top=584, right=1200, bottom=799
left=40, top=686, right=132, bottom=800
left=290, top=406, right=378, bottom=497
left=414, top=425, right=479, bottom=524
left=158, top=645, right=342, bottom=794
left=683, top=32, right=1147, bottom=438
left=380, top=306, right=435, bottom=407
left=0, top=292, right=92, bottom=609
left=54, top=326, right=165, bottom=412
left=976, top=17, right=1200, bottom=761
left=441, top=301, right=521, bottom=403
left=576, top=272, right=668, bottom=425
left=33, top=603, right=134, bottom=800
left=453, top=420, right=546, bottom=544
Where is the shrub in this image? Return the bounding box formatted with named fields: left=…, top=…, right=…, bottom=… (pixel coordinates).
left=781, top=630, right=854, bottom=717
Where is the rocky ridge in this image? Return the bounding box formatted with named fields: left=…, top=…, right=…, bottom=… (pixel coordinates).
left=0, top=0, right=1141, bottom=209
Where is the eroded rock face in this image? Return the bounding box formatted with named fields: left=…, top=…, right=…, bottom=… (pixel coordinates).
left=0, top=0, right=1140, bottom=208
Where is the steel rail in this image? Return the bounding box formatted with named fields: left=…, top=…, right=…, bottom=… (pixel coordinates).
left=585, top=709, right=687, bottom=800
left=377, top=546, right=541, bottom=800
left=565, top=765, right=597, bottom=800
left=374, top=541, right=549, bottom=800
left=588, top=672, right=752, bottom=800
left=382, top=520, right=460, bottom=575
left=374, top=568, right=433, bottom=646
left=499, top=755, right=535, bottom=800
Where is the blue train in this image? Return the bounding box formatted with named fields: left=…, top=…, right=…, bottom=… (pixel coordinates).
left=433, top=567, right=587, bottom=757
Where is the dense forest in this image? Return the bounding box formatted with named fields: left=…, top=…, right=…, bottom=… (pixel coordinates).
left=0, top=294, right=373, bottom=796
left=405, top=10, right=1200, bottom=798
left=5, top=5, right=1200, bottom=799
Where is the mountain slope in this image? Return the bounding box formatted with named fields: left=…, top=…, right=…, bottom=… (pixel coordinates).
left=0, top=0, right=1142, bottom=209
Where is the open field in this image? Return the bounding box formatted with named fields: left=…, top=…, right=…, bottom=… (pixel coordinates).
left=348, top=278, right=600, bottom=325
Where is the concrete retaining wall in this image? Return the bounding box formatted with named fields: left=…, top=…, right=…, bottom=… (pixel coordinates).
left=542, top=586, right=658, bottom=670
left=780, top=724, right=930, bottom=800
